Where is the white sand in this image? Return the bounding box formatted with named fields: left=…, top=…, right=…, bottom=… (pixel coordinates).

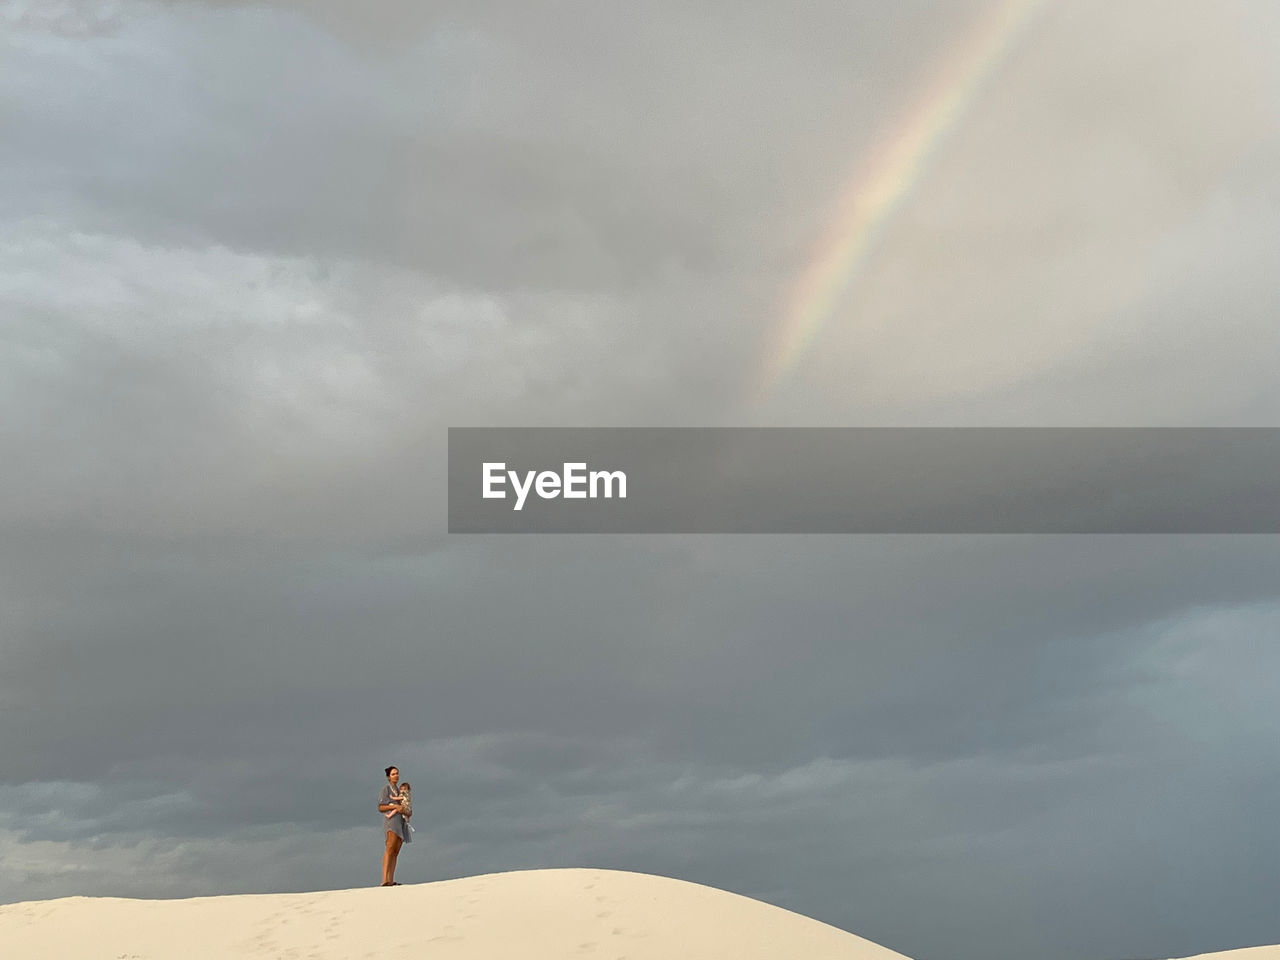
left=2, top=868, right=1274, bottom=960
left=0, top=867, right=908, bottom=960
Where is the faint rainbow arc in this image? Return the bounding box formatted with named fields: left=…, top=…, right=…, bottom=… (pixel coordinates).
left=758, top=0, right=1044, bottom=399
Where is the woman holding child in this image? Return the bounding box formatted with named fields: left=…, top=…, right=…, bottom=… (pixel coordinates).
left=377, top=765, right=412, bottom=886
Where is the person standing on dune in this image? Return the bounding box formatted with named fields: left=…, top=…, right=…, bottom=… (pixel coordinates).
left=377, top=765, right=412, bottom=886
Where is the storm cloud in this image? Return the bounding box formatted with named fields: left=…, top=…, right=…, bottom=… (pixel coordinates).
left=2, top=3, right=1278, bottom=960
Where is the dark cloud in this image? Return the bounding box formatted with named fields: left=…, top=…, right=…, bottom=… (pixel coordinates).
left=2, top=3, right=1279, bottom=960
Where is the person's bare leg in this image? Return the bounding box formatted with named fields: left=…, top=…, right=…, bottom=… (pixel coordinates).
left=382, top=831, right=402, bottom=885
left=388, top=834, right=402, bottom=883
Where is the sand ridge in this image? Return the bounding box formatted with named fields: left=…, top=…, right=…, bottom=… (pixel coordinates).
left=0, top=867, right=906, bottom=960
left=1, top=868, right=1276, bottom=960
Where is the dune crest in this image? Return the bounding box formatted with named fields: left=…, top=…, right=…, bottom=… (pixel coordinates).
left=0, top=867, right=908, bottom=959
left=5, top=869, right=1275, bottom=960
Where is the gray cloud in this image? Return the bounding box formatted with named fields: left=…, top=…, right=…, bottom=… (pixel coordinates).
left=2, top=3, right=1279, bottom=960
left=1, top=0, right=124, bottom=36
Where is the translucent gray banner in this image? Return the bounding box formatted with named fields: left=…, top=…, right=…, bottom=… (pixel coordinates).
left=447, top=428, right=1280, bottom=533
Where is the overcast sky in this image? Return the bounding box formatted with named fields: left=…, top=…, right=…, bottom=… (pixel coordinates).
left=2, top=2, right=1279, bottom=959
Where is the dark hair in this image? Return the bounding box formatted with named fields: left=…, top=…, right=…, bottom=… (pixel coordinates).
left=385, top=766, right=398, bottom=778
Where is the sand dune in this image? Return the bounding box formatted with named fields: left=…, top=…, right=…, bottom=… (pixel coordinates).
left=1, top=868, right=1275, bottom=960
left=0, top=868, right=906, bottom=960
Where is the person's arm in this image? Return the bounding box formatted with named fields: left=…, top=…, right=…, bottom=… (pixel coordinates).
left=377, top=786, right=402, bottom=813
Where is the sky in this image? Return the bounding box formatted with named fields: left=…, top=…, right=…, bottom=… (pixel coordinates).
left=2, top=2, right=1279, bottom=959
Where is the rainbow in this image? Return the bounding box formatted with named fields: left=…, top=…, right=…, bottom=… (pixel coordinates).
left=758, top=0, right=1045, bottom=399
